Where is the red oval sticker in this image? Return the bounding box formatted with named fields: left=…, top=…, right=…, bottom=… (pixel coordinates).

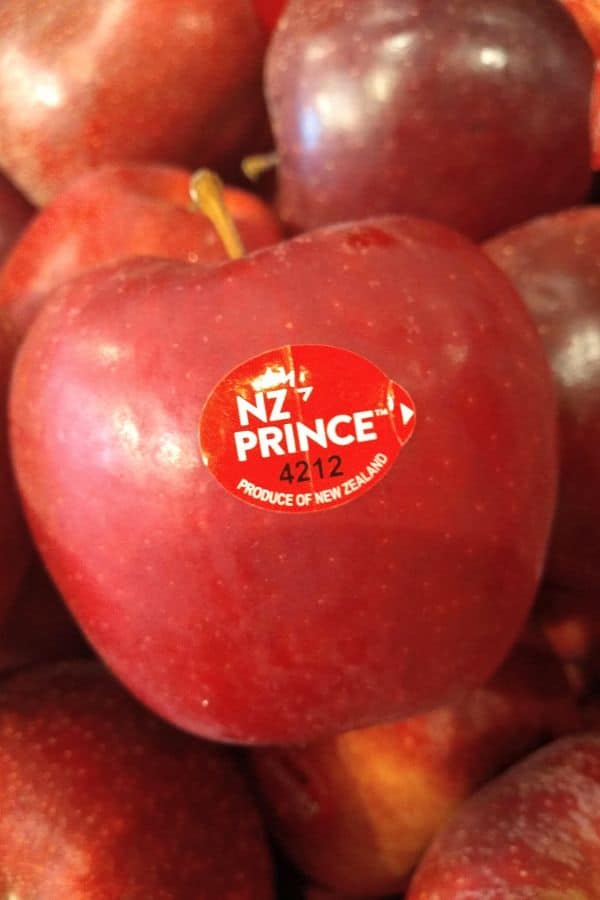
left=198, top=345, right=416, bottom=513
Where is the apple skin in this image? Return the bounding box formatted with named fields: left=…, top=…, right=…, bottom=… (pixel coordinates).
left=0, top=171, right=32, bottom=262
left=10, top=217, right=557, bottom=744
left=559, top=0, right=600, bottom=168
left=485, top=208, right=600, bottom=596
left=0, top=660, right=274, bottom=898
left=560, top=0, right=600, bottom=52
left=266, top=0, right=593, bottom=239
left=0, top=0, right=268, bottom=206
left=253, top=0, right=288, bottom=33
left=0, top=163, right=283, bottom=341
left=249, top=637, right=580, bottom=896
left=0, top=555, right=89, bottom=675
left=407, top=732, right=600, bottom=899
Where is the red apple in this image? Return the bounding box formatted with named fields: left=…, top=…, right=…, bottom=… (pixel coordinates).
left=250, top=637, right=579, bottom=896
left=485, top=207, right=600, bottom=595
left=0, top=171, right=32, bottom=262
left=0, top=0, right=268, bottom=205
left=10, top=217, right=556, bottom=744
left=0, top=555, right=89, bottom=675
left=0, top=660, right=274, bottom=897
left=0, top=163, right=283, bottom=340
left=561, top=0, right=600, bottom=52
left=253, top=0, right=288, bottom=33
left=407, top=732, right=600, bottom=898
left=266, top=0, right=593, bottom=238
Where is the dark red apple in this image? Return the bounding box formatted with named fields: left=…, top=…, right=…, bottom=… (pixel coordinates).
left=407, top=732, right=600, bottom=898
left=10, top=216, right=556, bottom=744
left=0, top=171, right=32, bottom=262
left=485, top=207, right=600, bottom=595
left=0, top=555, right=89, bottom=675
left=266, top=0, right=593, bottom=239
left=0, top=660, right=274, bottom=897
left=0, top=163, right=283, bottom=340
left=0, top=0, right=268, bottom=205
left=250, top=636, right=579, bottom=896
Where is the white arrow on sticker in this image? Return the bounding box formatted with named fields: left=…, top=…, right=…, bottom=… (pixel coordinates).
left=399, top=403, right=415, bottom=426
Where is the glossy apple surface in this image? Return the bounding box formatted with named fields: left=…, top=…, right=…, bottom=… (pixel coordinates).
left=0, top=0, right=268, bottom=205
left=0, top=661, right=274, bottom=898
left=0, top=163, right=283, bottom=340
left=0, top=172, right=32, bottom=262
left=485, top=208, right=600, bottom=595
left=10, top=217, right=557, bottom=744
left=266, top=0, right=593, bottom=238
left=408, top=733, right=600, bottom=899
left=250, top=637, right=579, bottom=895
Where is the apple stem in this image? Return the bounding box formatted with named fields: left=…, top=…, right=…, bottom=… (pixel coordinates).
left=189, top=169, right=246, bottom=260
left=241, top=151, right=280, bottom=182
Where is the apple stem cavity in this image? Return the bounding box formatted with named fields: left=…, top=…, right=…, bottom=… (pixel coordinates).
left=241, top=151, right=280, bottom=182
left=189, top=169, right=246, bottom=260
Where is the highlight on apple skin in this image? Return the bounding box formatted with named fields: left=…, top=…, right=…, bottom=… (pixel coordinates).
left=0, top=163, right=283, bottom=342
left=266, top=0, right=593, bottom=238
left=407, top=732, right=600, bottom=899
left=9, top=215, right=557, bottom=745
left=0, top=661, right=275, bottom=899
left=249, top=635, right=579, bottom=896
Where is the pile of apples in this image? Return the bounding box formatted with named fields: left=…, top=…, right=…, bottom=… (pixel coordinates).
left=0, top=0, right=599, bottom=897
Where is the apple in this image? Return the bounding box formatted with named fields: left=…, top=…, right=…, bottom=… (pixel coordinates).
left=0, top=555, right=89, bottom=675
left=0, top=171, right=32, bottom=262
left=485, top=207, right=600, bottom=596
left=0, top=0, right=268, bottom=205
left=253, top=0, right=287, bottom=34
left=407, top=732, right=600, bottom=898
left=266, top=0, right=593, bottom=239
left=249, top=636, right=580, bottom=896
left=0, top=660, right=274, bottom=897
left=559, top=1, right=600, bottom=168
left=0, top=163, right=283, bottom=341
left=561, top=0, right=600, bottom=52
left=9, top=216, right=557, bottom=745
